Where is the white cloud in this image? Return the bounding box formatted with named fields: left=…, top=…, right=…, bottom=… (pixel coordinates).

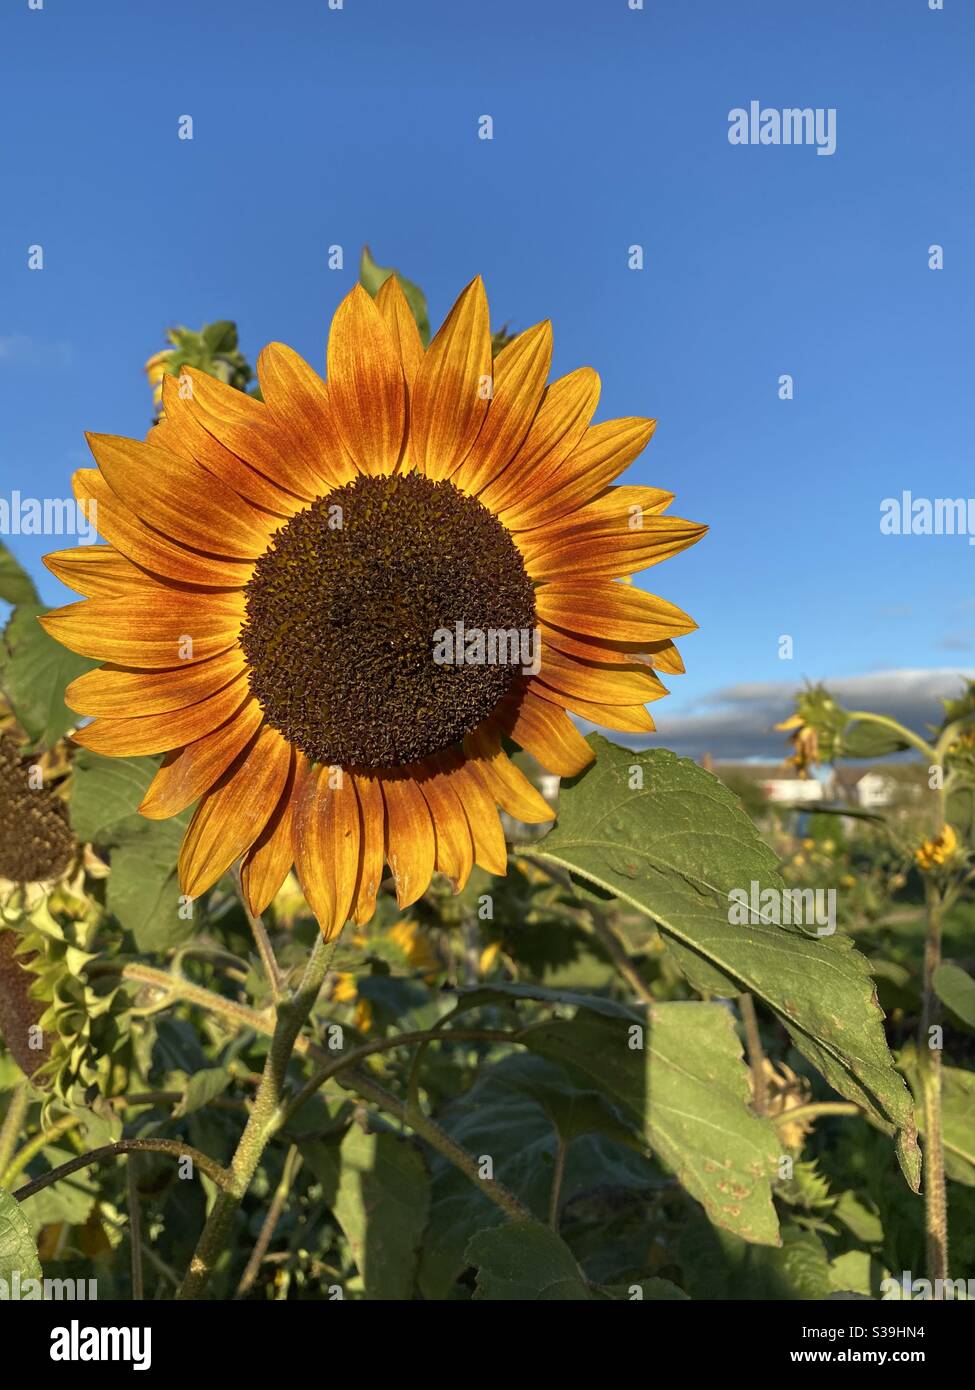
left=587, top=668, right=975, bottom=762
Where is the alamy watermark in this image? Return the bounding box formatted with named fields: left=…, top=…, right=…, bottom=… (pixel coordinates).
left=880, top=492, right=975, bottom=544
left=433, top=622, right=541, bottom=676
left=881, top=1271, right=972, bottom=1300
left=0, top=492, right=96, bottom=544
left=728, top=102, right=836, bottom=156
left=728, top=881, right=836, bottom=936
left=1, top=1271, right=97, bottom=1300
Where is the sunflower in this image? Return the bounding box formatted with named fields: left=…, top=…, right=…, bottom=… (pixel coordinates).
left=41, top=277, right=705, bottom=939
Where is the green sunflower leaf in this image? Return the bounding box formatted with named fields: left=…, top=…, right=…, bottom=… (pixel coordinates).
left=70, top=750, right=193, bottom=950
left=533, top=736, right=920, bottom=1190
left=416, top=1052, right=656, bottom=1300
left=0, top=604, right=95, bottom=748
left=0, top=541, right=40, bottom=607
left=523, top=1003, right=781, bottom=1246
left=465, top=1220, right=591, bottom=1301
left=0, top=1187, right=42, bottom=1285
left=933, top=962, right=975, bottom=1029
left=359, top=246, right=431, bottom=346
left=70, top=750, right=161, bottom=845
left=901, top=1044, right=975, bottom=1185
left=305, top=1124, right=430, bottom=1301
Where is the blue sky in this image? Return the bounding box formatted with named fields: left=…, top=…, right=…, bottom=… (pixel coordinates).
left=1, top=0, right=972, bottom=757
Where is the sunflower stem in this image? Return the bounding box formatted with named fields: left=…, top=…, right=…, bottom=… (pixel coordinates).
left=11, top=1139, right=231, bottom=1202
left=919, top=880, right=949, bottom=1292
left=235, top=865, right=286, bottom=1003
left=343, top=1068, right=533, bottom=1223
left=0, top=1111, right=84, bottom=1188
left=175, top=931, right=339, bottom=1300
left=0, top=1081, right=30, bottom=1181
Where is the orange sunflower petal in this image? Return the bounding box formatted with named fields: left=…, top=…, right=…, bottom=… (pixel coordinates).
left=380, top=773, right=436, bottom=908
left=349, top=772, right=386, bottom=926
left=71, top=672, right=250, bottom=756
left=293, top=765, right=362, bottom=940
left=138, top=698, right=266, bottom=819
left=463, top=726, right=554, bottom=824
left=495, top=687, right=595, bottom=777
left=479, top=367, right=600, bottom=514
left=409, top=277, right=491, bottom=482
left=43, top=545, right=150, bottom=599
left=65, top=647, right=246, bottom=718
left=180, top=366, right=327, bottom=501
left=417, top=759, right=474, bottom=891
left=645, top=639, right=685, bottom=675
left=523, top=514, right=707, bottom=582
left=325, top=285, right=406, bottom=476
left=86, top=433, right=274, bottom=560
left=537, top=643, right=667, bottom=706
left=157, top=374, right=304, bottom=514
left=72, top=468, right=251, bottom=589
left=535, top=581, right=696, bottom=644
left=530, top=680, right=657, bottom=734
left=374, top=276, right=425, bottom=392
left=453, top=320, right=552, bottom=496
left=239, top=749, right=301, bottom=917
left=256, top=343, right=358, bottom=491
left=179, top=725, right=292, bottom=899
left=501, top=417, right=657, bottom=530
left=39, top=590, right=245, bottom=668
left=448, top=761, right=508, bottom=876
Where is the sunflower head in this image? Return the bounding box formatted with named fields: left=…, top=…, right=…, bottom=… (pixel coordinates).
left=44, top=276, right=705, bottom=940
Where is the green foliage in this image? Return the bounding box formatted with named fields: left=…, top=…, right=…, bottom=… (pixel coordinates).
left=0, top=541, right=40, bottom=608
left=0, top=1187, right=41, bottom=1283
left=359, top=246, right=431, bottom=345
left=147, top=320, right=254, bottom=408
left=0, top=603, right=94, bottom=749
left=534, top=737, right=919, bottom=1184
left=465, top=1220, right=590, bottom=1300
left=72, top=750, right=194, bottom=951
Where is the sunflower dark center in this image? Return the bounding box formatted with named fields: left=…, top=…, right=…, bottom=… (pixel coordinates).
left=240, top=472, right=536, bottom=769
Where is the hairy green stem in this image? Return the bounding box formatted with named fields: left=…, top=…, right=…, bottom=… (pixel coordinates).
left=235, top=1144, right=303, bottom=1298
left=12, top=1139, right=231, bottom=1202
left=345, top=1067, right=532, bottom=1223
left=0, top=1083, right=31, bottom=1183
left=0, top=1112, right=84, bottom=1188
left=234, top=866, right=285, bottom=1002
left=127, top=1153, right=144, bottom=1301
left=739, top=994, right=768, bottom=1115
left=919, top=883, right=949, bottom=1291
left=281, top=1026, right=516, bottom=1126
left=176, top=932, right=338, bottom=1299
left=771, top=1102, right=860, bottom=1127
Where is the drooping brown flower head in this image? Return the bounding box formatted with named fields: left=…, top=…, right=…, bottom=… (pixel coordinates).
left=0, top=733, right=75, bottom=885
left=42, top=277, right=706, bottom=939
left=0, top=928, right=51, bottom=1079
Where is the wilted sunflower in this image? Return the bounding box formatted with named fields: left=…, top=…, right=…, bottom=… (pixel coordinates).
left=42, top=278, right=705, bottom=939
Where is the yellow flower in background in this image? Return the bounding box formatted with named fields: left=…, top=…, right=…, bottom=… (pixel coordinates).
left=775, top=713, right=820, bottom=779
left=331, top=917, right=439, bottom=1033
left=144, top=349, right=174, bottom=410
left=915, top=824, right=959, bottom=871
left=42, top=277, right=705, bottom=939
